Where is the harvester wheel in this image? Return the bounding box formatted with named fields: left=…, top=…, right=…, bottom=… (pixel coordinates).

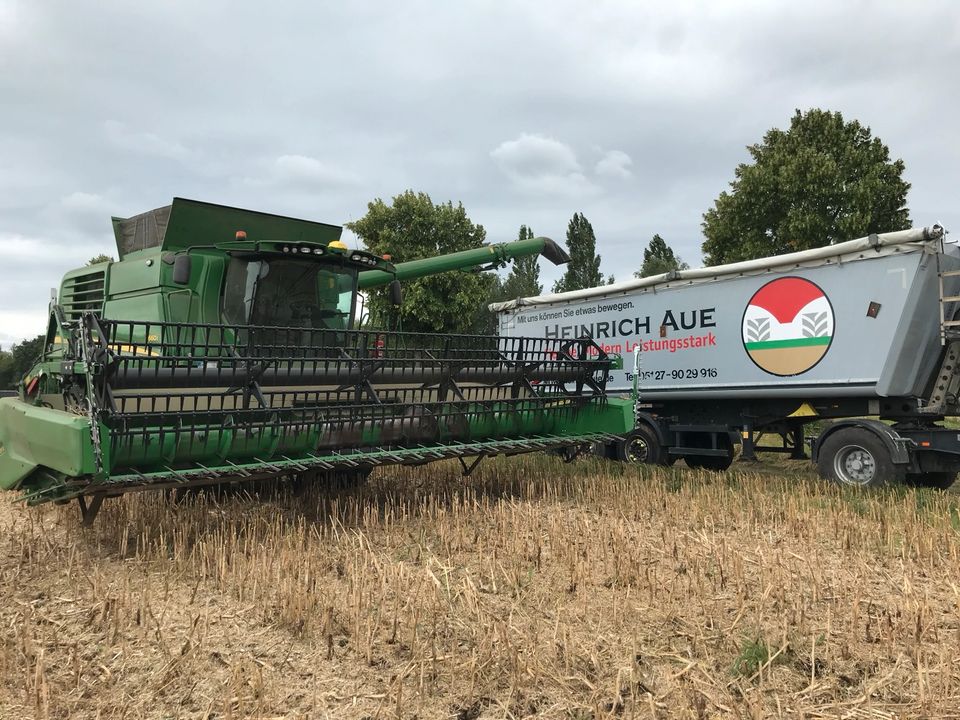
left=913, top=471, right=957, bottom=490
left=561, top=444, right=588, bottom=463
left=617, top=426, right=667, bottom=465
left=686, top=454, right=733, bottom=472
left=685, top=435, right=735, bottom=472
left=817, top=428, right=903, bottom=488
left=327, top=465, right=373, bottom=489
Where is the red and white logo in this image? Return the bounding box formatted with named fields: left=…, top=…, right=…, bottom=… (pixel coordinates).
left=742, top=277, right=834, bottom=376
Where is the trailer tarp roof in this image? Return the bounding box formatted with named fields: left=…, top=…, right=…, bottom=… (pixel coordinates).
left=489, top=225, right=945, bottom=312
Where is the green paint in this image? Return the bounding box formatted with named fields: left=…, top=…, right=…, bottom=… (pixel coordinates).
left=358, top=237, right=562, bottom=289
left=745, top=336, right=832, bottom=351
left=112, top=198, right=343, bottom=259
left=0, top=398, right=97, bottom=492
left=5, top=397, right=632, bottom=504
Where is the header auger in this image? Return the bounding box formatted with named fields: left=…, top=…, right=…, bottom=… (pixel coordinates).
left=0, top=198, right=633, bottom=523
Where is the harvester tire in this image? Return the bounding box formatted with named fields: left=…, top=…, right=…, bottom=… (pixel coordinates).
left=914, top=471, right=957, bottom=490
left=685, top=435, right=735, bottom=472
left=686, top=454, right=733, bottom=472
left=561, top=444, right=588, bottom=463
left=330, top=465, right=373, bottom=489
left=817, top=428, right=904, bottom=488
left=617, top=426, right=667, bottom=466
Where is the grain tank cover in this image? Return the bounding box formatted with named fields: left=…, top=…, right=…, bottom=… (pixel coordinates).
left=111, top=197, right=343, bottom=259
left=490, top=225, right=945, bottom=312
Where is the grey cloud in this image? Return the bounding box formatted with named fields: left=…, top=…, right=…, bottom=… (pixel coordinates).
left=102, top=121, right=190, bottom=161
left=595, top=151, right=633, bottom=180
left=242, top=154, right=363, bottom=190
left=491, top=134, right=600, bottom=197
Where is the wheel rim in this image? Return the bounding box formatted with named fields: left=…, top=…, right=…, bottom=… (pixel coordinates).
left=833, top=444, right=877, bottom=486
left=626, top=436, right=650, bottom=463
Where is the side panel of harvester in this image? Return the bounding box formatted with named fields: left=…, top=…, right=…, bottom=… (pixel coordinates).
left=497, top=240, right=957, bottom=403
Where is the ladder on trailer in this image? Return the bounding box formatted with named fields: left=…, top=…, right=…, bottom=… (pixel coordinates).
left=939, top=269, right=960, bottom=344
left=924, top=270, right=960, bottom=414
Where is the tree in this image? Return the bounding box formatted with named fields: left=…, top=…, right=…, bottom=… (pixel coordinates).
left=0, top=335, right=45, bottom=389
left=87, top=254, right=113, bottom=265
left=0, top=348, right=12, bottom=390
left=635, top=234, right=689, bottom=278
left=701, top=109, right=911, bottom=265
left=552, top=213, right=604, bottom=293
left=346, top=190, right=494, bottom=334
left=499, top=225, right=543, bottom=300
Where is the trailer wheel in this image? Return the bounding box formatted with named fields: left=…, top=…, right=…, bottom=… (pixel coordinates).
left=617, top=426, right=666, bottom=465
left=817, top=428, right=903, bottom=487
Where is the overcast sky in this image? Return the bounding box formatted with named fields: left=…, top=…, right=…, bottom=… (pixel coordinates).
left=1, top=1, right=958, bottom=345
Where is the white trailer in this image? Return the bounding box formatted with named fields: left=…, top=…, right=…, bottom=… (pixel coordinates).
left=491, top=225, right=960, bottom=488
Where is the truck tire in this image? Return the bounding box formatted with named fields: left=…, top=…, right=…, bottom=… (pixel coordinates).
left=617, top=426, right=667, bottom=465
left=817, top=428, right=904, bottom=488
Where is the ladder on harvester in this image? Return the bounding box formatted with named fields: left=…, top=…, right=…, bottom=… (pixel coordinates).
left=923, top=269, right=960, bottom=414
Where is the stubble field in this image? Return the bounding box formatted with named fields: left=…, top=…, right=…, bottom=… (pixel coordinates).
left=1, top=454, right=958, bottom=719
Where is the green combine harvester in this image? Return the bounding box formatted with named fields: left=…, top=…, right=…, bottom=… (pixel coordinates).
left=0, top=199, right=633, bottom=523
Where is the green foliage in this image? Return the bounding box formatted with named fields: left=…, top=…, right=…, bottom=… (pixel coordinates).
left=346, top=190, right=493, bottom=334
left=475, top=274, right=504, bottom=336
left=731, top=637, right=771, bottom=677
left=0, top=334, right=45, bottom=389
left=498, top=225, right=543, bottom=300
left=635, top=234, right=689, bottom=278
left=553, top=213, right=604, bottom=293
left=702, top=109, right=911, bottom=265
left=87, top=254, right=114, bottom=265
left=0, top=349, right=12, bottom=389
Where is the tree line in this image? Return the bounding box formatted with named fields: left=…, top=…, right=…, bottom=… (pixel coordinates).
left=0, top=336, right=45, bottom=391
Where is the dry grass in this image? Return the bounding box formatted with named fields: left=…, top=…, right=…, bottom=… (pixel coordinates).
left=1, top=455, right=959, bottom=719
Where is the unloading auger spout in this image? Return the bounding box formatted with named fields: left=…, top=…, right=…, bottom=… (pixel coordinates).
left=356, top=236, right=569, bottom=289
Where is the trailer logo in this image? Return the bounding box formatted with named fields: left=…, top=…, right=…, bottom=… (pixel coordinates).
left=742, top=277, right=834, bottom=376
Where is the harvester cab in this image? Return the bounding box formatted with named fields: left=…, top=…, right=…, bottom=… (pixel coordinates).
left=0, top=198, right=633, bottom=524
left=110, top=198, right=394, bottom=332
left=218, top=241, right=389, bottom=330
